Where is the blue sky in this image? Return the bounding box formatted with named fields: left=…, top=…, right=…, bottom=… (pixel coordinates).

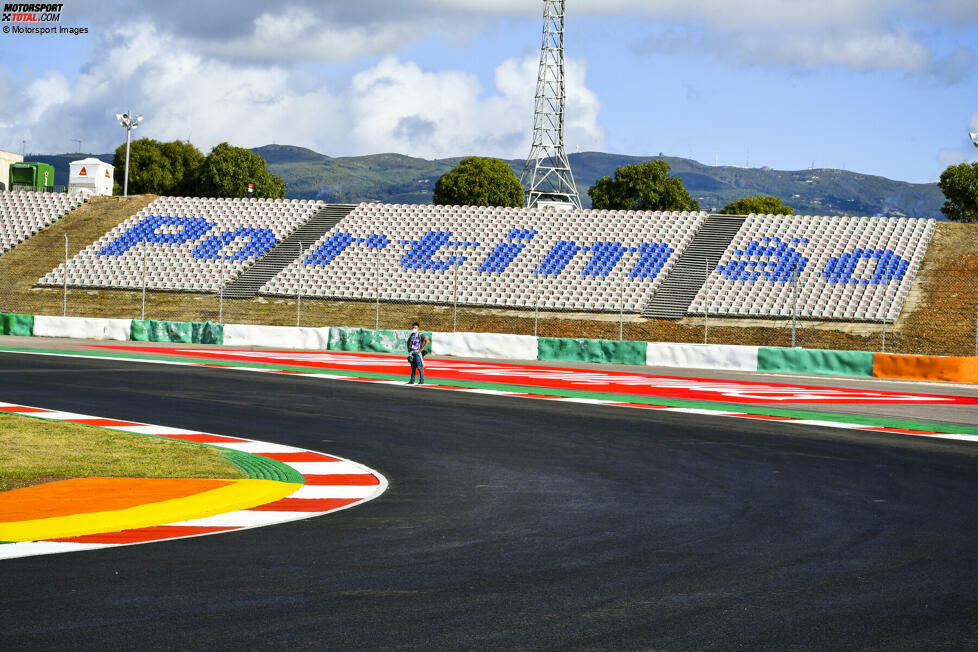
left=1, top=1, right=976, bottom=183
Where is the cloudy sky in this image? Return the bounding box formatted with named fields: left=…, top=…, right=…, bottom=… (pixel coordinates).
left=1, top=0, right=976, bottom=183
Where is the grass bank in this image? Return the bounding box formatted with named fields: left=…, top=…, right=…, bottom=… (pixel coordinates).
left=0, top=412, right=244, bottom=491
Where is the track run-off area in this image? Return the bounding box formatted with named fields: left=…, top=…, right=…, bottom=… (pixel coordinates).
left=2, top=341, right=978, bottom=648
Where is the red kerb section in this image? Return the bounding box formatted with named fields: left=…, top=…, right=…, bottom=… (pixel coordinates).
left=259, top=452, right=342, bottom=462
left=251, top=497, right=360, bottom=512
left=303, top=474, right=380, bottom=486
left=49, top=525, right=236, bottom=544
left=154, top=434, right=250, bottom=443
left=65, top=418, right=141, bottom=427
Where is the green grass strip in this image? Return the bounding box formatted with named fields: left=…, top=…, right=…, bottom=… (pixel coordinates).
left=219, top=448, right=304, bottom=483
left=4, top=345, right=978, bottom=438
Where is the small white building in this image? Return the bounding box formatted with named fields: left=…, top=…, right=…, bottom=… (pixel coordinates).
left=68, top=157, right=114, bottom=196
left=0, top=150, right=24, bottom=192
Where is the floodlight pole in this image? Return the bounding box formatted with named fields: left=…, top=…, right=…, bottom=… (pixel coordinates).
left=521, top=0, right=581, bottom=209
left=124, top=126, right=131, bottom=196
left=117, top=109, right=142, bottom=197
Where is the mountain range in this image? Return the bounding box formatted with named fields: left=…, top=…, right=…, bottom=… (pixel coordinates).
left=27, top=146, right=946, bottom=218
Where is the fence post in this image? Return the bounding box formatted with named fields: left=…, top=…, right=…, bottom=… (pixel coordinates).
left=218, top=257, right=224, bottom=324
left=141, top=246, right=147, bottom=321
left=453, top=257, right=459, bottom=333
left=617, top=262, right=624, bottom=340
left=791, top=261, right=799, bottom=347
left=296, top=241, right=303, bottom=328
left=704, top=258, right=710, bottom=345
left=62, top=234, right=68, bottom=317
left=374, top=245, right=380, bottom=330
left=534, top=270, right=540, bottom=338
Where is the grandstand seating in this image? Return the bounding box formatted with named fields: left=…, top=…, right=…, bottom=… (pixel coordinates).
left=261, top=203, right=708, bottom=311
left=32, top=196, right=938, bottom=323
left=686, top=214, right=936, bottom=322
left=38, top=196, right=325, bottom=292
left=0, top=191, right=86, bottom=257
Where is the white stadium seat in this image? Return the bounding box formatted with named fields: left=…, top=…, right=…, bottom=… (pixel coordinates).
left=259, top=203, right=709, bottom=312
left=38, top=197, right=325, bottom=292
left=687, top=213, right=936, bottom=322
left=0, top=190, right=86, bottom=258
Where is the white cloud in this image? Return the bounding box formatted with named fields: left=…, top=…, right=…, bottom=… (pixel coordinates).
left=938, top=148, right=969, bottom=168
left=0, top=23, right=604, bottom=161
left=346, top=55, right=603, bottom=159
left=70, top=0, right=977, bottom=77
left=730, top=31, right=932, bottom=72
left=204, top=7, right=433, bottom=63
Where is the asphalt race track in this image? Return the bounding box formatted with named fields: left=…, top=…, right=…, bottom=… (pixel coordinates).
left=2, top=352, right=978, bottom=649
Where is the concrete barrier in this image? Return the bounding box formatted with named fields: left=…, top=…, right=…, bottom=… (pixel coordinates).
left=33, top=316, right=131, bottom=341
left=645, top=342, right=759, bottom=371
left=130, top=320, right=222, bottom=344
left=222, top=324, right=330, bottom=350
left=873, top=353, right=978, bottom=383
left=538, top=337, right=647, bottom=365
left=0, top=312, right=34, bottom=337
left=433, top=332, right=539, bottom=360
left=758, top=347, right=874, bottom=377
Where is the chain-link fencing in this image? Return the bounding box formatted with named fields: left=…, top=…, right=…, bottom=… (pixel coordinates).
left=2, top=226, right=977, bottom=357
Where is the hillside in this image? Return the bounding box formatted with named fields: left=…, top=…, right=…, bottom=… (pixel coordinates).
left=253, top=145, right=943, bottom=218
left=25, top=146, right=944, bottom=218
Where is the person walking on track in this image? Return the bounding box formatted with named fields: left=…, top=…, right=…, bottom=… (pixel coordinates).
left=406, top=322, right=430, bottom=385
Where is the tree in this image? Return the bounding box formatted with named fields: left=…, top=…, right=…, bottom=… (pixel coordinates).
left=722, top=195, right=794, bottom=216
left=432, top=156, right=524, bottom=207
left=113, top=139, right=205, bottom=196
left=938, top=162, right=978, bottom=222
left=588, top=160, right=698, bottom=211
left=197, top=142, right=286, bottom=199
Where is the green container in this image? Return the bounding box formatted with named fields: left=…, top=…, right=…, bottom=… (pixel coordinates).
left=9, top=162, right=55, bottom=189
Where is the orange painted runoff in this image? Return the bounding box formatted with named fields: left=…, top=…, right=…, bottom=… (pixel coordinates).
left=0, top=477, right=234, bottom=522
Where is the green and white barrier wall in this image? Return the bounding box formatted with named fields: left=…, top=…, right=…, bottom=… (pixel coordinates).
left=1, top=312, right=974, bottom=382
left=131, top=319, right=223, bottom=344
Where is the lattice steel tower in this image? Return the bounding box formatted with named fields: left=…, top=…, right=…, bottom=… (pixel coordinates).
left=521, top=0, right=581, bottom=210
